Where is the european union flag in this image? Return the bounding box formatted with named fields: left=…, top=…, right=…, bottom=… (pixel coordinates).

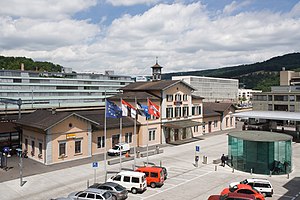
left=106, top=100, right=122, bottom=118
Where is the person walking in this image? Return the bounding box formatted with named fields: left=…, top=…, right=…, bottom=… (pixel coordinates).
left=221, top=154, right=226, bottom=167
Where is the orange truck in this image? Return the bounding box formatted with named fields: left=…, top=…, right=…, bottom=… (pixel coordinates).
left=135, top=166, right=164, bottom=188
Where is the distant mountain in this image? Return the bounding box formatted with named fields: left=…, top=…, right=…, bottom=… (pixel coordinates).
left=162, top=53, right=300, bottom=91
left=0, top=56, right=62, bottom=72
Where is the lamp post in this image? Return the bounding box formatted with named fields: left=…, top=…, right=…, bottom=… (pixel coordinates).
left=16, top=148, right=25, bottom=186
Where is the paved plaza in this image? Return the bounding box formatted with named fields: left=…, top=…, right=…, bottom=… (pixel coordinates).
left=0, top=125, right=299, bottom=200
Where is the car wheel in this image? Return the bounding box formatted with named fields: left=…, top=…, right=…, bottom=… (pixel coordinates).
left=150, top=182, right=156, bottom=188
left=111, top=195, right=117, bottom=200
left=131, top=188, right=138, bottom=194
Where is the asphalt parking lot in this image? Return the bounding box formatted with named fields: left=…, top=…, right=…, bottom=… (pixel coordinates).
left=0, top=125, right=299, bottom=200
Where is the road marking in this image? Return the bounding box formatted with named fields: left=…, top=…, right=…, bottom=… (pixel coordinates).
left=142, top=171, right=213, bottom=199
left=273, top=193, right=296, bottom=198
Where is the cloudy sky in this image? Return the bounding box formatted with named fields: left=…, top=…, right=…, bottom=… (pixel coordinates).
left=1, top=0, right=300, bottom=76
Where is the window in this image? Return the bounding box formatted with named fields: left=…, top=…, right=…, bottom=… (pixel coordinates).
left=59, top=142, right=66, bottom=156
left=175, top=94, right=182, bottom=101
left=144, top=171, right=150, bottom=176
left=31, top=140, right=35, bottom=156
left=166, top=107, right=173, bottom=118
left=113, top=175, right=121, bottom=181
left=230, top=117, right=233, bottom=126
left=183, top=94, right=188, bottom=101
left=87, top=193, right=95, bottom=199
left=149, top=129, right=156, bottom=141
left=194, top=126, right=198, bottom=132
left=268, top=95, right=273, bottom=101
left=192, top=105, right=201, bottom=115
left=125, top=132, right=132, bottom=143
left=132, top=177, right=139, bottom=183
left=150, top=172, right=158, bottom=178
left=39, top=142, right=42, bottom=155
left=183, top=106, right=189, bottom=117
left=237, top=189, right=255, bottom=194
left=166, top=94, right=173, bottom=102
left=268, top=104, right=273, bottom=111
left=214, top=120, right=218, bottom=128
left=290, top=105, right=295, bottom=112
left=75, top=140, right=81, bottom=154
left=78, top=193, right=87, bottom=198
left=97, top=136, right=105, bottom=148
left=289, top=95, right=295, bottom=102
left=226, top=117, right=229, bottom=127
left=13, top=79, right=22, bottom=83
left=123, top=176, right=130, bottom=182
left=96, top=194, right=103, bottom=200
left=175, top=107, right=181, bottom=117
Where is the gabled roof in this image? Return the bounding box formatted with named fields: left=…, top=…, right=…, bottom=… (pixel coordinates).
left=15, top=109, right=137, bottom=131
left=203, top=102, right=235, bottom=117
left=121, top=80, right=196, bottom=91
left=108, top=91, right=160, bottom=101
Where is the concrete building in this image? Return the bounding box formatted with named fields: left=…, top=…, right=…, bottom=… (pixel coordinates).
left=238, top=88, right=262, bottom=107
left=172, top=76, right=238, bottom=102
left=0, top=68, right=133, bottom=113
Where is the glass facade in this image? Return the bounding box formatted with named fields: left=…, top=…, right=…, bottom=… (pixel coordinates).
left=228, top=135, right=292, bottom=175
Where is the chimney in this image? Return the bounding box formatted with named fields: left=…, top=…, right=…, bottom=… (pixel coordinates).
left=21, top=63, right=24, bottom=71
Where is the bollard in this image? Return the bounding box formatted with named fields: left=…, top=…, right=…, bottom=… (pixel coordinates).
left=250, top=168, right=253, bottom=175
left=215, top=165, right=217, bottom=171
left=160, top=160, right=162, bottom=167
left=269, top=171, right=272, bottom=177
left=287, top=173, right=290, bottom=179
left=232, top=167, right=234, bottom=173
left=87, top=179, right=89, bottom=188
left=203, top=155, right=206, bottom=164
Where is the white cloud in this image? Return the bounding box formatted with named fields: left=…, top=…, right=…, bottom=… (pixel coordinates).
left=223, top=0, right=252, bottom=15
left=1, top=1, right=300, bottom=76
left=105, top=0, right=160, bottom=6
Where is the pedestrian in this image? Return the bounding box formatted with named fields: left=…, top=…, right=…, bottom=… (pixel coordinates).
left=221, top=154, right=226, bottom=167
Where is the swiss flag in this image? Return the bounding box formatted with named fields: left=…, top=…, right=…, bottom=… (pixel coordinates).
left=148, top=99, right=160, bottom=118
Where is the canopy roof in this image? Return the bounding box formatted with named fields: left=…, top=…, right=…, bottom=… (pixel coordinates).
left=233, top=111, right=300, bottom=121
left=229, top=130, right=293, bottom=142
left=162, top=120, right=202, bottom=129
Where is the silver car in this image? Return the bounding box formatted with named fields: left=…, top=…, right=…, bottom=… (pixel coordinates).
left=89, top=182, right=128, bottom=200
left=54, top=188, right=112, bottom=200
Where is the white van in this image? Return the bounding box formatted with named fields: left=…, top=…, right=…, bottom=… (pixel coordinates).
left=230, top=178, right=273, bottom=197
left=107, top=171, right=147, bottom=194
left=108, top=143, right=130, bottom=156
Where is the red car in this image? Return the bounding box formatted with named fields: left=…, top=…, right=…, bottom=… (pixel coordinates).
left=221, top=184, right=265, bottom=200
left=208, top=193, right=256, bottom=200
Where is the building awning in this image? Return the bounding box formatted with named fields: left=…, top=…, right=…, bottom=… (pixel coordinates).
left=162, top=120, right=202, bottom=129
left=233, top=111, right=300, bottom=121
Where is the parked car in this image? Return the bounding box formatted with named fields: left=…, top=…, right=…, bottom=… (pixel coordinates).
left=135, top=166, right=164, bottom=188
left=89, top=182, right=128, bottom=200
left=108, top=143, right=130, bottom=156
left=221, top=184, right=265, bottom=200
left=107, top=171, right=147, bottom=194
left=208, top=193, right=256, bottom=200
left=229, top=178, right=273, bottom=197
left=54, top=188, right=112, bottom=200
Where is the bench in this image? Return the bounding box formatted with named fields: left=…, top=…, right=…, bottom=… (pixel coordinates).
left=140, top=149, right=164, bottom=158
left=107, top=156, right=134, bottom=165
left=213, top=158, right=221, bottom=164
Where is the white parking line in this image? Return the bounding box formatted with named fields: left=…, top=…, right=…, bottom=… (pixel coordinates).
left=142, top=171, right=213, bottom=199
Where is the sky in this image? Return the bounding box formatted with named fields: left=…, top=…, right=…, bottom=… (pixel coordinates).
left=0, top=0, right=300, bottom=76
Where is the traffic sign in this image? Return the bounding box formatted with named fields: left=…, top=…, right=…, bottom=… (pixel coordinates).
left=92, top=162, right=98, bottom=168
left=195, top=145, right=200, bottom=152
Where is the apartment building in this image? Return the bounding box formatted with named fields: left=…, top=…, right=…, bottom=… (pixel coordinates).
left=238, top=88, right=262, bottom=106
left=172, top=76, right=238, bottom=102
left=0, top=68, right=133, bottom=112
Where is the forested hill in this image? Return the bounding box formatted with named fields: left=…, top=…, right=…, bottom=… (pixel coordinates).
left=0, top=56, right=62, bottom=72
left=162, top=53, right=300, bottom=91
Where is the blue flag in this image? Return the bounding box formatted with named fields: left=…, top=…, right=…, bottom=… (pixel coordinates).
left=106, top=100, right=122, bottom=118
left=137, top=102, right=150, bottom=120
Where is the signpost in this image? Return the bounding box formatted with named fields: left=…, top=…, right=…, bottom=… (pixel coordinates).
left=92, top=162, right=98, bottom=183
left=195, top=145, right=200, bottom=167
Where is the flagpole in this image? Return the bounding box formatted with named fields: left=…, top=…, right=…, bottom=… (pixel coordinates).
left=146, top=98, right=149, bottom=165
left=119, top=98, right=122, bottom=171
left=104, top=91, right=107, bottom=181
left=134, top=97, right=137, bottom=169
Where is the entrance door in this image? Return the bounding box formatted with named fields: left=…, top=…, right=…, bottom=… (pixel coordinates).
left=208, top=121, right=212, bottom=133
left=174, top=129, right=179, bottom=141
left=112, top=134, right=120, bottom=147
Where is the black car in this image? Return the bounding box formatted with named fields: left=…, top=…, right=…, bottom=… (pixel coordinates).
left=89, top=182, right=128, bottom=200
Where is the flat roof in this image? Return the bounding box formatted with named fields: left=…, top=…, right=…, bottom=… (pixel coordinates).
left=233, top=110, right=300, bottom=121
left=229, top=131, right=293, bottom=142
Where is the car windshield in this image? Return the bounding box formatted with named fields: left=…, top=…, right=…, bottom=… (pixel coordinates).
left=115, top=185, right=125, bottom=191
left=112, top=146, right=120, bottom=150
left=103, top=192, right=112, bottom=199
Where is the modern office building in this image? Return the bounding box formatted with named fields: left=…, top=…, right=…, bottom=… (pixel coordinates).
left=238, top=88, right=262, bottom=107
left=0, top=68, right=133, bottom=113
left=172, top=76, right=238, bottom=102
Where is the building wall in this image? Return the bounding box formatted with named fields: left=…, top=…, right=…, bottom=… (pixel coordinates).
left=221, top=108, right=236, bottom=130
left=172, top=76, right=238, bottom=102
left=203, top=116, right=221, bottom=134
left=22, top=129, right=45, bottom=164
